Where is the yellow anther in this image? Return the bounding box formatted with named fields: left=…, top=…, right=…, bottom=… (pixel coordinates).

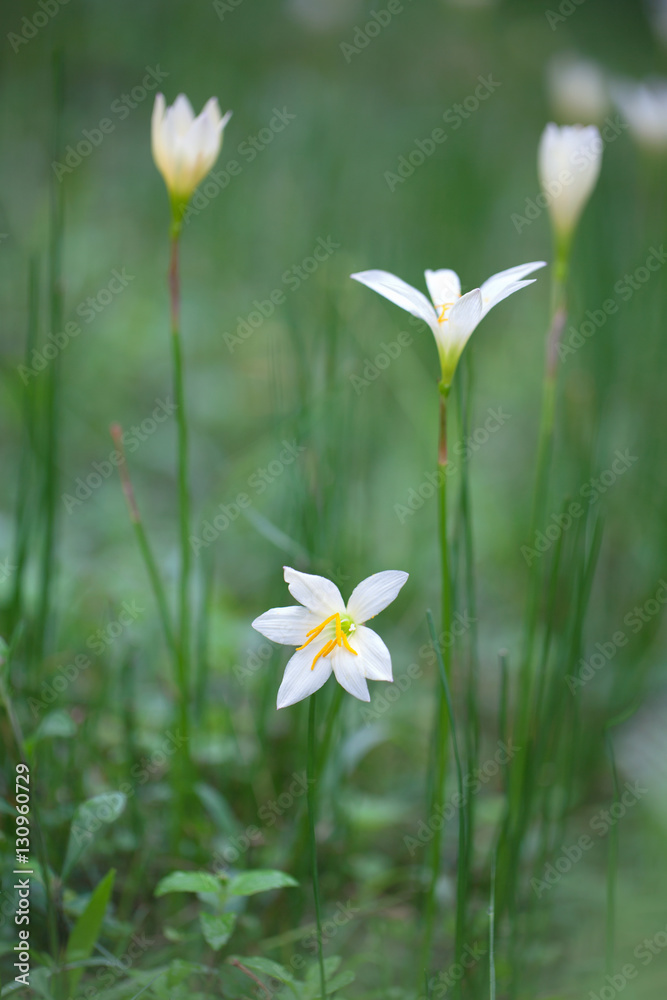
left=437, top=302, right=455, bottom=324
left=297, top=612, right=359, bottom=670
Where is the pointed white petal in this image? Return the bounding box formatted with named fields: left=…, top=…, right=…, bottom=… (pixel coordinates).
left=330, top=646, right=370, bottom=702
left=353, top=626, right=393, bottom=681
left=251, top=606, right=318, bottom=645
left=424, top=269, right=461, bottom=309
left=171, top=93, right=195, bottom=134
left=283, top=566, right=345, bottom=616
left=346, top=570, right=408, bottom=624
left=351, top=270, right=438, bottom=329
left=445, top=288, right=484, bottom=346
left=276, top=644, right=333, bottom=709
left=481, top=278, right=540, bottom=318
left=480, top=261, right=546, bottom=314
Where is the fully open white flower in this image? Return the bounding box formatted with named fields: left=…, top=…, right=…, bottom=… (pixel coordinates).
left=612, top=78, right=667, bottom=152
left=252, top=566, right=408, bottom=708
left=538, top=123, right=602, bottom=244
left=152, top=93, right=232, bottom=205
left=351, top=261, right=545, bottom=388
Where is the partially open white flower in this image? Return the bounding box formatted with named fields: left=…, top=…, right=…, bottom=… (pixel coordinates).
left=252, top=566, right=408, bottom=708
left=151, top=93, right=232, bottom=206
left=351, top=261, right=545, bottom=389
left=612, top=78, right=667, bottom=152
left=538, top=123, right=602, bottom=244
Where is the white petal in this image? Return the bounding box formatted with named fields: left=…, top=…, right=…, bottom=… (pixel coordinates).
left=283, top=566, right=345, bottom=616
left=481, top=278, right=539, bottom=318
left=330, top=646, right=370, bottom=702
left=251, top=606, right=318, bottom=645
left=445, top=288, right=484, bottom=347
left=538, top=123, right=602, bottom=238
left=351, top=270, right=438, bottom=330
left=353, top=626, right=393, bottom=681
left=170, top=93, right=195, bottom=134
left=480, top=261, right=546, bottom=315
left=277, top=644, right=333, bottom=709
left=424, top=269, right=461, bottom=308
left=346, top=570, right=409, bottom=624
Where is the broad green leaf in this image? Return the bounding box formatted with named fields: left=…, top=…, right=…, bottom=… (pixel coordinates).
left=199, top=912, right=236, bottom=950
left=305, top=956, right=341, bottom=983
left=62, top=793, right=126, bottom=880
left=228, top=869, right=298, bottom=897
left=65, top=870, right=116, bottom=994
left=229, top=956, right=294, bottom=983
left=195, top=783, right=240, bottom=836
left=155, top=871, right=222, bottom=897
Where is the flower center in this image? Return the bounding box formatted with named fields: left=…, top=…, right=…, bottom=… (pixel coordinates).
left=436, top=301, right=456, bottom=324
left=297, top=612, right=358, bottom=671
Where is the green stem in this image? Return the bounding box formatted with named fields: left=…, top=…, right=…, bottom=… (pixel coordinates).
left=111, top=424, right=178, bottom=659
left=420, top=388, right=452, bottom=983
left=503, top=245, right=570, bottom=918
left=169, top=234, right=191, bottom=760
left=36, top=51, right=65, bottom=665
left=605, top=729, right=620, bottom=977
left=427, top=609, right=466, bottom=998
left=307, top=694, right=327, bottom=1000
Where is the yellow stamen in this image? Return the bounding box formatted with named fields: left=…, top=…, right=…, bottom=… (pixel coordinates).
left=437, top=302, right=455, bottom=324
left=297, top=612, right=359, bottom=670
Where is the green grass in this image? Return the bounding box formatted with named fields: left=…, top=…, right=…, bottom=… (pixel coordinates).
left=1, top=0, right=667, bottom=998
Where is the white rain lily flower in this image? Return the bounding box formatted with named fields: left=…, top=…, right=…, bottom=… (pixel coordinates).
left=351, top=261, right=546, bottom=388
left=152, top=93, right=232, bottom=207
left=612, top=78, right=667, bottom=152
left=252, top=566, right=409, bottom=709
left=538, top=123, right=602, bottom=245
left=547, top=55, right=609, bottom=124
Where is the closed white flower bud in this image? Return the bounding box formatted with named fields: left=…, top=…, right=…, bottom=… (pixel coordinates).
left=538, top=123, right=602, bottom=245
left=151, top=93, right=231, bottom=210
left=612, top=78, right=667, bottom=152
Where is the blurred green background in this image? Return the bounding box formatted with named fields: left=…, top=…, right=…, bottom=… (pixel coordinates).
left=1, top=0, right=667, bottom=996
